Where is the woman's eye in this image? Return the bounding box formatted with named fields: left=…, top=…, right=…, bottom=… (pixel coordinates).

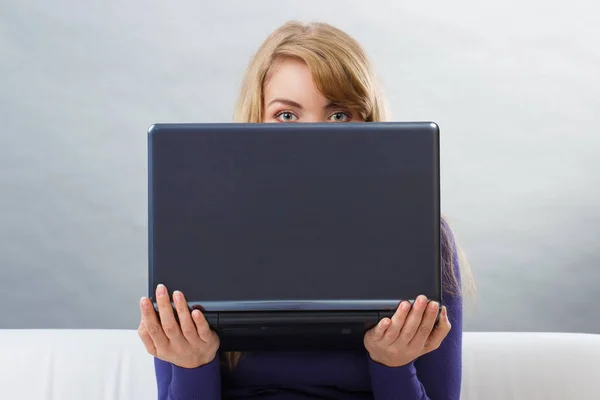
left=275, top=112, right=298, bottom=122
left=330, top=112, right=351, bottom=122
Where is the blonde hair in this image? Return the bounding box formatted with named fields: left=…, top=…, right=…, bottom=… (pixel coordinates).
left=226, top=20, right=474, bottom=370
left=234, top=21, right=388, bottom=123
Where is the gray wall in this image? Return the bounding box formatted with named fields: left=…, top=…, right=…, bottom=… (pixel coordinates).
left=1, top=0, right=598, bottom=333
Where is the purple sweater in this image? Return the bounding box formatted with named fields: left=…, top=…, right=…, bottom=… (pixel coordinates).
left=154, top=234, right=463, bottom=399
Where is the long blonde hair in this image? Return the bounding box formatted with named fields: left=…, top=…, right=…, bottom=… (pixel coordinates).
left=226, top=20, right=474, bottom=369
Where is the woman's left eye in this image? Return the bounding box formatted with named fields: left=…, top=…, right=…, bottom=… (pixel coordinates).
left=329, top=112, right=351, bottom=122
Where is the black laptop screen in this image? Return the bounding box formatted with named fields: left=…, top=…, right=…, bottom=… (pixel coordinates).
left=149, top=123, right=440, bottom=303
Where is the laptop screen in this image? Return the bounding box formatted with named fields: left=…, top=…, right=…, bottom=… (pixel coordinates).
left=149, top=123, right=440, bottom=304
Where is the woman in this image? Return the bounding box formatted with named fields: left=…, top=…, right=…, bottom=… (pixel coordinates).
left=138, top=21, right=473, bottom=400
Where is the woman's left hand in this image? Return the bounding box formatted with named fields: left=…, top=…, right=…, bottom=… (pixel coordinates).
left=363, top=295, right=451, bottom=367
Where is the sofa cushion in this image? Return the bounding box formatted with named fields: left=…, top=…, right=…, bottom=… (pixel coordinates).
left=0, top=330, right=598, bottom=399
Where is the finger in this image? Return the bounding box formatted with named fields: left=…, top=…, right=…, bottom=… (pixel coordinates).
left=381, top=301, right=410, bottom=344
left=409, top=300, right=439, bottom=348
left=137, top=320, right=157, bottom=356
left=140, top=296, right=169, bottom=349
left=173, top=290, right=198, bottom=343
left=398, top=295, right=428, bottom=343
left=367, top=317, right=392, bottom=342
left=423, top=306, right=451, bottom=354
left=191, top=309, right=213, bottom=342
left=156, top=284, right=184, bottom=342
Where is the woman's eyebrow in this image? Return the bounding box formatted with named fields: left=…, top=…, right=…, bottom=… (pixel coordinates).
left=324, top=101, right=344, bottom=109
left=267, top=98, right=303, bottom=109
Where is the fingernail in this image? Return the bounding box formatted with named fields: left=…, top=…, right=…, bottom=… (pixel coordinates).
left=430, top=301, right=439, bottom=310
left=382, top=318, right=390, bottom=326
left=157, top=284, right=166, bottom=296
left=417, top=295, right=427, bottom=305
left=442, top=306, right=447, bottom=316
left=140, top=297, right=150, bottom=309
left=400, top=301, right=410, bottom=311
left=173, top=291, right=182, bottom=302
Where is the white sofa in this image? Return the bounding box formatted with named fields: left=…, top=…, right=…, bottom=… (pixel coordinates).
left=0, top=330, right=598, bottom=399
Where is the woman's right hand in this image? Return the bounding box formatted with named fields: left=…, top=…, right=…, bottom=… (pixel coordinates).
left=138, top=284, right=220, bottom=369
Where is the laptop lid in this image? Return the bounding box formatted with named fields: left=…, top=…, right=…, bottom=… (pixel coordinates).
left=148, top=122, right=441, bottom=318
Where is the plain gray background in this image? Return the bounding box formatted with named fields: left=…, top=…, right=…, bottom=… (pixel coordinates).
left=1, top=0, right=598, bottom=333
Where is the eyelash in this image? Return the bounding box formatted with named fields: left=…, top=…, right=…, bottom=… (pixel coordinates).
left=331, top=112, right=352, bottom=121
left=273, top=111, right=352, bottom=122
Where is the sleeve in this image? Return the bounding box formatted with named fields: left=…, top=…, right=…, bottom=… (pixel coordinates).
left=154, top=356, right=222, bottom=400
left=368, top=222, right=464, bottom=400
left=368, top=359, right=429, bottom=399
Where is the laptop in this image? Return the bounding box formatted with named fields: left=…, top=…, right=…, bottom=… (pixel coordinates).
left=147, top=121, right=441, bottom=352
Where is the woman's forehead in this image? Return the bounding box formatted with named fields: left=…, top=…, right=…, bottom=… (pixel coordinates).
left=263, top=59, right=330, bottom=108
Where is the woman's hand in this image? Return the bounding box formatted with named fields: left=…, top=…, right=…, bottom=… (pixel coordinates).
left=364, top=295, right=451, bottom=367
left=138, top=284, right=220, bottom=369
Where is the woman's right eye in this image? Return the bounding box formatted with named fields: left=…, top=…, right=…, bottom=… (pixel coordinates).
left=275, top=111, right=298, bottom=122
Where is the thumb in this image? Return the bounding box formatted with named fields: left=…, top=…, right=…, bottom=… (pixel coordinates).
left=369, top=318, right=391, bottom=342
